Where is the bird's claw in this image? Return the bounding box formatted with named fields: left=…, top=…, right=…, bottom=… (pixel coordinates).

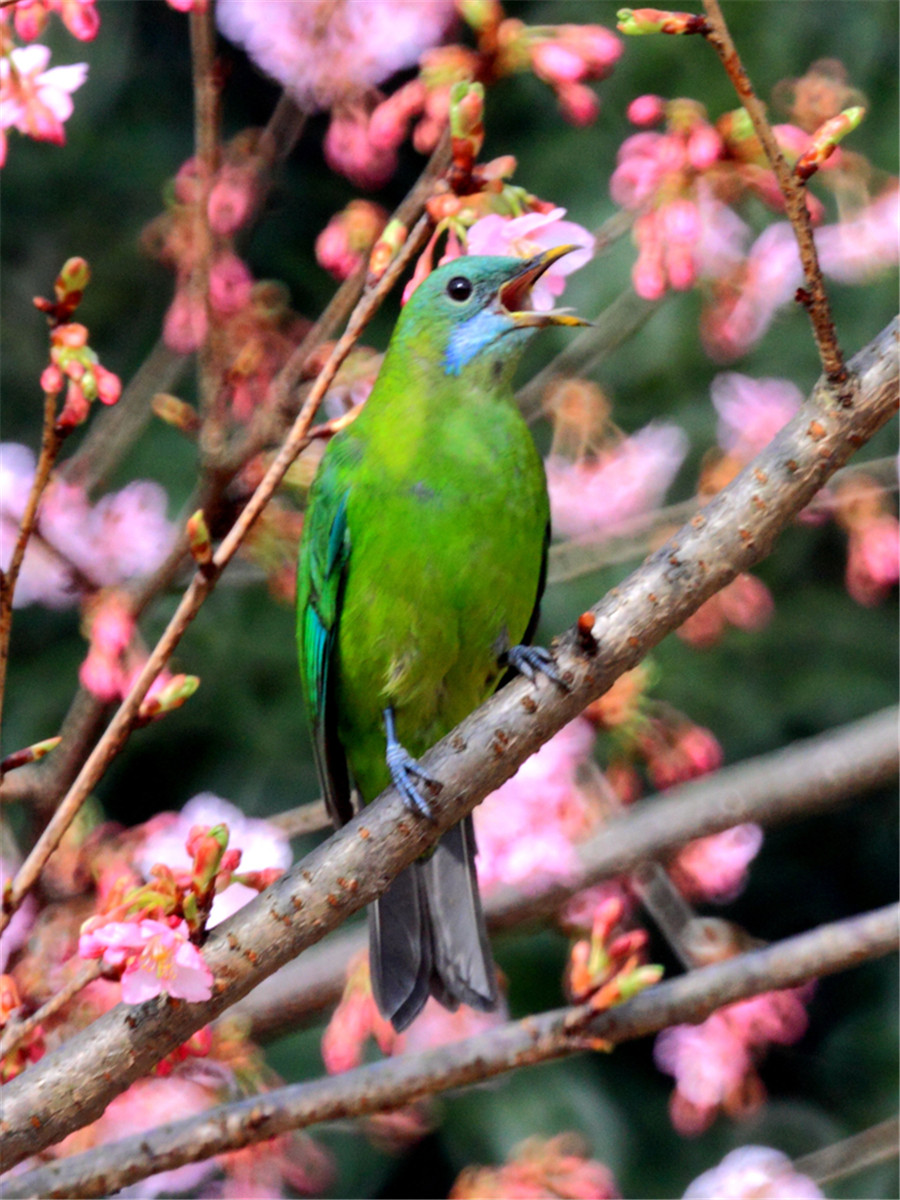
left=507, top=643, right=568, bottom=689
left=384, top=708, right=439, bottom=821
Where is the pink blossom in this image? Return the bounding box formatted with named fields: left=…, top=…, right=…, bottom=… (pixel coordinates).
left=324, top=107, right=397, bottom=190
left=846, top=514, right=900, bottom=606
left=546, top=422, right=688, bottom=541
left=683, top=1146, right=823, bottom=1199
left=11, top=0, right=100, bottom=41
left=1, top=446, right=176, bottom=609
left=207, top=163, right=257, bottom=235
left=670, top=824, right=764, bottom=903
left=79, top=917, right=213, bottom=1003
left=465, top=208, right=594, bottom=310
left=70, top=1077, right=220, bottom=1197
left=817, top=186, right=900, bottom=283
left=474, top=717, right=597, bottom=896
left=0, top=859, right=37, bottom=974
left=216, top=0, right=455, bottom=112
left=711, top=372, right=804, bottom=460
left=0, top=44, right=87, bottom=155
left=677, top=573, right=775, bottom=648
left=403, top=995, right=507, bottom=1053
left=138, top=794, right=291, bottom=926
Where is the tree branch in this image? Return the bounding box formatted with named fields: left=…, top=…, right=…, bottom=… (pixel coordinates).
left=240, top=704, right=899, bottom=1038
left=5, top=905, right=897, bottom=1199
left=1, top=318, right=895, bottom=1165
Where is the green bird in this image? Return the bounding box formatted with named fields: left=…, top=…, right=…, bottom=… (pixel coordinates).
left=296, top=248, right=587, bottom=1030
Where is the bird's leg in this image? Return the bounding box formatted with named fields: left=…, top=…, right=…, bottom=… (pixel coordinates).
left=383, top=707, right=440, bottom=821
left=506, top=643, right=568, bottom=689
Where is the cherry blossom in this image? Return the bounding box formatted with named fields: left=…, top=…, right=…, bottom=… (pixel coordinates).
left=137, top=793, right=291, bottom=926
left=677, top=572, right=775, bottom=648
left=5, top=0, right=100, bottom=42
left=546, top=422, right=688, bottom=541
left=670, top=824, right=764, bottom=903
left=216, top=0, right=455, bottom=111
left=712, top=373, right=804, bottom=460
left=474, top=717, right=598, bottom=895
left=466, top=208, right=594, bottom=310
left=451, top=1134, right=620, bottom=1200
left=0, top=445, right=177, bottom=609
left=0, top=43, right=87, bottom=164
left=78, top=917, right=213, bottom=1003
left=655, top=987, right=811, bottom=1135
left=683, top=1145, right=823, bottom=1198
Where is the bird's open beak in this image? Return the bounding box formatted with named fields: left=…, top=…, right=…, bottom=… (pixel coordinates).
left=498, top=245, right=592, bottom=328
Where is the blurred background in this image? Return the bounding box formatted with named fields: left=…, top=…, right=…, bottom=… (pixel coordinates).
left=1, top=2, right=897, bottom=1197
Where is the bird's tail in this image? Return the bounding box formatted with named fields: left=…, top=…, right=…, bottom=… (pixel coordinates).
left=368, top=814, right=497, bottom=1032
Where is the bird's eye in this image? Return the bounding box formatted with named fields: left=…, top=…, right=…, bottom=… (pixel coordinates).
left=446, top=276, right=473, bottom=302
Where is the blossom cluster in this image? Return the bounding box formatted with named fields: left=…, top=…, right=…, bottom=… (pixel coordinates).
left=0, top=0, right=98, bottom=166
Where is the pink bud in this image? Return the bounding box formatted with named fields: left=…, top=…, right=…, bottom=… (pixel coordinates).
left=627, top=94, right=666, bottom=126
left=557, top=81, right=601, bottom=127
left=57, top=379, right=90, bottom=429
left=207, top=167, right=256, bottom=235
left=208, top=253, right=253, bottom=316
left=174, top=157, right=203, bottom=206
left=52, top=322, right=89, bottom=349
left=13, top=1, right=49, bottom=40
left=41, top=363, right=64, bottom=394
left=61, top=0, right=101, bottom=41
left=531, top=41, right=586, bottom=85
left=93, top=364, right=122, bottom=406
left=687, top=124, right=723, bottom=169
left=79, top=646, right=126, bottom=701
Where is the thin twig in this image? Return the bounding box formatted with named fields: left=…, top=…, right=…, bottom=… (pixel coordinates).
left=0, top=960, right=104, bottom=1061
left=795, top=1115, right=900, bottom=1186
left=1, top=321, right=895, bottom=1162
left=5, top=905, right=897, bottom=1198
left=701, top=0, right=845, bottom=381
left=0, top=389, right=61, bottom=748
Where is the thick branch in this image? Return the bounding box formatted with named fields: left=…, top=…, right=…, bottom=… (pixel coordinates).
left=1, top=319, right=895, bottom=1165
left=6, top=905, right=897, bottom=1199
left=241, top=704, right=899, bottom=1037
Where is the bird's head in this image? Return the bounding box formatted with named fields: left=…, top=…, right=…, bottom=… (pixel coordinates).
left=395, top=248, right=590, bottom=380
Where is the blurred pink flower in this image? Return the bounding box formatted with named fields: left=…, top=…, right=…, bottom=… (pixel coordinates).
left=324, top=106, right=397, bottom=190
left=846, top=513, right=900, bottom=606
left=677, top=573, right=775, bottom=649
left=546, top=422, right=688, bottom=541
left=207, top=162, right=258, bottom=235
left=711, top=372, right=804, bottom=460
left=474, top=717, right=597, bottom=896
left=8, top=0, right=100, bottom=41
left=163, top=284, right=208, bottom=353
left=0, top=446, right=177, bottom=609
left=670, top=824, right=764, bottom=903
left=655, top=986, right=811, bottom=1135
left=816, top=186, right=900, bottom=283
left=79, top=917, right=213, bottom=1003
left=0, top=859, right=36, bottom=974
left=209, top=252, right=254, bottom=316
left=216, top=0, right=455, bottom=111
left=466, top=208, right=594, bottom=310
left=403, top=995, right=507, bottom=1054
left=315, top=199, right=388, bottom=281
left=55, top=1076, right=220, bottom=1196
left=138, top=794, right=291, bottom=926
left=683, top=1145, right=823, bottom=1199
left=322, top=951, right=401, bottom=1074
left=0, top=43, right=87, bottom=158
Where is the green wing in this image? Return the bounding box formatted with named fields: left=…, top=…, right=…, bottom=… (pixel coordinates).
left=296, top=453, right=353, bottom=827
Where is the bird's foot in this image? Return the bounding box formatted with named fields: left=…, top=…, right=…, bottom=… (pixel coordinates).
left=507, top=643, right=568, bottom=689
left=384, top=708, right=439, bottom=821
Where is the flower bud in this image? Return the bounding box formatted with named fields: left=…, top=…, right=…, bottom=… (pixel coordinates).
left=795, top=105, right=865, bottom=181
left=368, top=218, right=408, bottom=281
left=152, top=393, right=201, bottom=434
left=1, top=736, right=62, bottom=775
left=449, top=80, right=485, bottom=175
left=617, top=7, right=707, bottom=35
left=138, top=673, right=200, bottom=721
left=187, top=509, right=213, bottom=567
left=55, top=256, right=91, bottom=301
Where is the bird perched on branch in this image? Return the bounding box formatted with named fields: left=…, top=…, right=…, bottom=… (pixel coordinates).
left=297, top=248, right=588, bottom=1030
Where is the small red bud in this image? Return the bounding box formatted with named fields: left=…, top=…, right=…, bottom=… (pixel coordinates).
left=187, top=510, right=213, bottom=568
left=55, top=256, right=91, bottom=301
